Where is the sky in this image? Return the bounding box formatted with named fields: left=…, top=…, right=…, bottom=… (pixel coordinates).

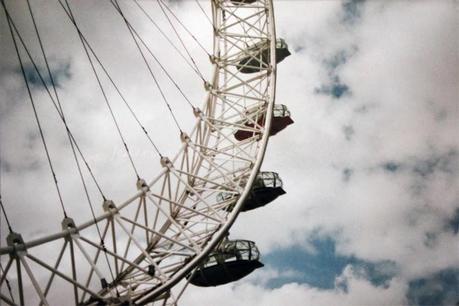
left=0, top=0, right=458, bottom=305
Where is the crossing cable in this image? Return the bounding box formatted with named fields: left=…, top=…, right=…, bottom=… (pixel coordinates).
left=0, top=262, right=14, bottom=304
left=112, top=0, right=183, bottom=133
left=109, top=1, right=195, bottom=110
left=25, top=0, right=104, bottom=231
left=0, top=135, right=15, bottom=305
left=62, top=0, right=141, bottom=181
left=2, top=0, right=69, bottom=219
left=0, top=262, right=15, bottom=303
left=153, top=0, right=207, bottom=83
left=194, top=0, right=214, bottom=29
left=2, top=2, right=106, bottom=201
left=133, top=0, right=206, bottom=83
left=0, top=174, right=15, bottom=304
left=24, top=6, right=121, bottom=292
left=0, top=134, right=12, bottom=236
left=157, top=0, right=211, bottom=58
left=63, top=0, right=123, bottom=295
left=3, top=3, right=117, bottom=296
left=56, top=0, right=163, bottom=158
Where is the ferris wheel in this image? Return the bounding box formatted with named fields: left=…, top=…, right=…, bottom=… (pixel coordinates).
left=0, top=0, right=293, bottom=305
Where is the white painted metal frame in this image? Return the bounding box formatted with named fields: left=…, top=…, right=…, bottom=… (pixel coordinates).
left=0, top=0, right=277, bottom=305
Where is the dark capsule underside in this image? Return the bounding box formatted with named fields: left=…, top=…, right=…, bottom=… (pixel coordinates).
left=231, top=0, right=257, bottom=4
left=188, top=260, right=264, bottom=287
left=234, top=114, right=294, bottom=141
left=241, top=186, right=286, bottom=211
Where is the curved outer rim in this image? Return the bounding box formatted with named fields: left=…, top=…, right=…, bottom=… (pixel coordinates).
left=0, top=0, right=278, bottom=304
left=136, top=0, right=278, bottom=302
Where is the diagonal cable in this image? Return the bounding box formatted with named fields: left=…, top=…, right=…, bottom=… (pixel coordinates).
left=133, top=0, right=206, bottom=82
left=194, top=0, right=213, bottom=28
left=2, top=1, right=106, bottom=201
left=2, top=0, right=68, bottom=219
left=63, top=0, right=140, bottom=181
left=109, top=1, right=195, bottom=110
left=25, top=0, right=101, bottom=229
left=57, top=0, right=164, bottom=158
left=113, top=0, right=183, bottom=133
left=152, top=0, right=207, bottom=83
left=158, top=0, right=211, bottom=56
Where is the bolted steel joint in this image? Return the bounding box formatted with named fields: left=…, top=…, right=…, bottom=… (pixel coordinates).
left=6, top=232, right=26, bottom=256
left=204, top=81, right=213, bottom=91
left=103, top=199, right=117, bottom=214
left=193, top=107, right=202, bottom=118
left=136, top=178, right=148, bottom=191
left=7, top=232, right=24, bottom=247
left=160, top=156, right=173, bottom=168
left=180, top=131, right=190, bottom=143
left=62, top=217, right=78, bottom=241
left=62, top=216, right=78, bottom=232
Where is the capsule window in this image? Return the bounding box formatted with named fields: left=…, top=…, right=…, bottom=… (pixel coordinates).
left=273, top=104, right=291, bottom=118
left=258, top=172, right=282, bottom=188
left=204, top=240, right=260, bottom=268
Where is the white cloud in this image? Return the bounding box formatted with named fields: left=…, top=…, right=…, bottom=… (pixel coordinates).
left=228, top=0, right=459, bottom=289
left=1, top=0, right=458, bottom=304
left=182, top=265, right=408, bottom=306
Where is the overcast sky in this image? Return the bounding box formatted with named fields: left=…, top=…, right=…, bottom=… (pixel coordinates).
left=0, top=0, right=458, bottom=305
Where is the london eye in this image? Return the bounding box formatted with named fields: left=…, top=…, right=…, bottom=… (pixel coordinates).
left=0, top=0, right=293, bottom=304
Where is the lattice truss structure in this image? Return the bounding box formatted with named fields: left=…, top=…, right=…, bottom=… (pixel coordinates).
left=0, top=0, right=277, bottom=305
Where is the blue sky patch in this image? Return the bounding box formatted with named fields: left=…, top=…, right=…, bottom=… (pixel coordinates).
left=262, top=237, right=396, bottom=290
left=342, top=167, right=353, bottom=182
left=314, top=80, right=350, bottom=99
left=316, top=48, right=355, bottom=99
left=341, top=0, right=365, bottom=25
left=342, top=125, right=355, bottom=141
left=22, top=62, right=71, bottom=88
left=382, top=150, right=458, bottom=177
left=407, top=269, right=459, bottom=306
left=448, top=208, right=459, bottom=234
left=382, top=161, right=401, bottom=173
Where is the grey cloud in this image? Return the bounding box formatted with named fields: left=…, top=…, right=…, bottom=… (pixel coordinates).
left=382, top=161, right=401, bottom=173
left=407, top=268, right=459, bottom=306
left=21, top=61, right=72, bottom=88
left=448, top=208, right=459, bottom=234
left=381, top=150, right=458, bottom=177
left=342, top=125, right=355, bottom=141
left=314, top=48, right=357, bottom=99
left=314, top=78, right=351, bottom=99
left=1, top=0, right=458, bottom=305
left=341, top=0, right=366, bottom=26
left=342, top=167, right=353, bottom=182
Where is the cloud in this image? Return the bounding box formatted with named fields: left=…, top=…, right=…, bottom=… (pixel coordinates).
left=259, top=237, right=397, bottom=290
left=217, top=0, right=458, bottom=304
left=0, top=0, right=457, bottom=305
left=408, top=269, right=459, bottom=306
left=182, top=265, right=408, bottom=306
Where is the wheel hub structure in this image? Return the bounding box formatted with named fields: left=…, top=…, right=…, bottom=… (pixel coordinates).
left=0, top=0, right=280, bottom=305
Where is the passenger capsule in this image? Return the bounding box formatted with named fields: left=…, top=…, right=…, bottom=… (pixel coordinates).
left=231, top=0, right=257, bottom=5
left=218, top=171, right=286, bottom=212
left=237, top=38, right=291, bottom=73
left=234, top=104, right=294, bottom=141
left=187, top=239, right=263, bottom=287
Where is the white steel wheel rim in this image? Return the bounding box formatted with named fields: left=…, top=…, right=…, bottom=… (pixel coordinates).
left=0, top=0, right=278, bottom=305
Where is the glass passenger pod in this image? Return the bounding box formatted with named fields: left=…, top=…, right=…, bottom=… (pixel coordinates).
left=230, top=0, right=258, bottom=5
left=187, top=240, right=264, bottom=287
left=237, top=38, right=291, bottom=74
left=234, top=104, right=294, bottom=141
left=217, top=171, right=286, bottom=212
